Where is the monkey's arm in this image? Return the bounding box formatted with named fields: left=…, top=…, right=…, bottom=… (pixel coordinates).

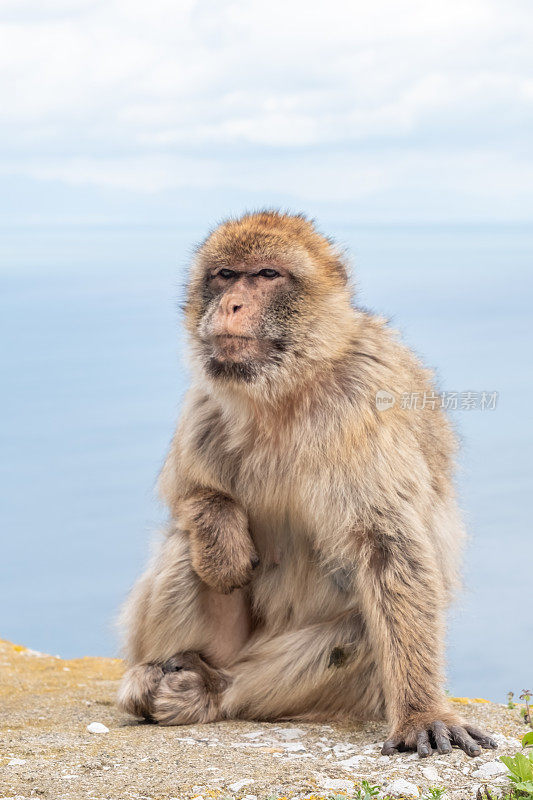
left=158, top=406, right=258, bottom=595
left=355, top=521, right=497, bottom=758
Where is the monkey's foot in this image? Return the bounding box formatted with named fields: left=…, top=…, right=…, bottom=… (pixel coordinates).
left=382, top=713, right=499, bottom=758
left=154, top=652, right=228, bottom=726
left=117, top=653, right=228, bottom=725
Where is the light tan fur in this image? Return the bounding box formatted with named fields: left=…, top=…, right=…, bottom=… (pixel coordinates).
left=118, top=211, right=496, bottom=757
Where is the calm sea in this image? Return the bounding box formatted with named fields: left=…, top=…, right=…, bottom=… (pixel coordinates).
left=1, top=223, right=531, bottom=701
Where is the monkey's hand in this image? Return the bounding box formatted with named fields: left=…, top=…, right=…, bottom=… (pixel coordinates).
left=181, top=490, right=259, bottom=594
left=382, top=713, right=498, bottom=758
left=190, top=529, right=259, bottom=594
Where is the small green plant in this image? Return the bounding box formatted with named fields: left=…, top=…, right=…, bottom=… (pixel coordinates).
left=509, top=691, right=517, bottom=709
left=520, top=690, right=532, bottom=726
left=523, top=731, right=533, bottom=748
left=423, top=788, right=447, bottom=799
left=500, top=749, right=533, bottom=798
left=354, top=780, right=381, bottom=799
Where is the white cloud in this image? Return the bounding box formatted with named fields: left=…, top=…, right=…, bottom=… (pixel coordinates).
left=0, top=0, right=532, bottom=218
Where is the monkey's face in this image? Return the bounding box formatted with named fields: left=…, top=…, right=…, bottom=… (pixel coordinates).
left=184, top=212, right=353, bottom=386
left=194, top=262, right=301, bottom=382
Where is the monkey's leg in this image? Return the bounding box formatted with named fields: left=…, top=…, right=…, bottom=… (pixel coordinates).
left=356, top=526, right=498, bottom=758
left=179, top=489, right=259, bottom=594
left=150, top=610, right=377, bottom=725
left=117, top=528, right=250, bottom=721
left=209, top=611, right=384, bottom=724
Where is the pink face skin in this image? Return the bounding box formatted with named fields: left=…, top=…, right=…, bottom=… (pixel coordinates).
left=203, top=262, right=293, bottom=364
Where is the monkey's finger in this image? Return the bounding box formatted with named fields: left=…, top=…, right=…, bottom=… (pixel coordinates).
left=449, top=725, right=482, bottom=757
left=416, top=729, right=432, bottom=758
left=430, top=721, right=452, bottom=754
left=382, top=737, right=401, bottom=755
left=464, top=725, right=498, bottom=749
left=161, top=657, right=184, bottom=673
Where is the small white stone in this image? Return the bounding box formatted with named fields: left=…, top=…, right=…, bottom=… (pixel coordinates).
left=493, top=733, right=522, bottom=748
left=282, top=741, right=306, bottom=753
left=227, top=779, right=255, bottom=792
left=338, top=755, right=371, bottom=769
left=274, top=727, right=306, bottom=740
left=318, top=776, right=354, bottom=792
left=420, top=765, right=440, bottom=782
left=472, top=760, right=508, bottom=779
left=242, top=796, right=257, bottom=800
left=8, top=758, right=26, bottom=766
left=333, top=742, right=357, bottom=757
left=385, top=778, right=420, bottom=798
left=87, top=722, right=109, bottom=734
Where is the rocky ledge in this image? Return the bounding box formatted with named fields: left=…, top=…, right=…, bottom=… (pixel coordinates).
left=0, top=639, right=528, bottom=799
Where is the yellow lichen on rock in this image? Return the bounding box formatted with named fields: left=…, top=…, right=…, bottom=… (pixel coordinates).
left=450, top=696, right=490, bottom=704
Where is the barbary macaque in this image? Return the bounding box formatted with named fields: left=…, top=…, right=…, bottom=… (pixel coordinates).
left=118, top=211, right=497, bottom=757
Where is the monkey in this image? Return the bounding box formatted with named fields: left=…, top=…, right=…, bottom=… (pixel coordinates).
left=117, top=210, right=497, bottom=758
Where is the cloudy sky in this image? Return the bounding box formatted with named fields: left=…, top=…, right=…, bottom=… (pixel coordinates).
left=1, top=0, right=532, bottom=223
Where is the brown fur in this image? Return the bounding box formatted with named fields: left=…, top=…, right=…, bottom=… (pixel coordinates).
left=118, top=211, right=496, bottom=757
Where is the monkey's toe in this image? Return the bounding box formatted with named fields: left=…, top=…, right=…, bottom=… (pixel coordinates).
left=463, top=724, right=498, bottom=750
left=161, top=656, right=185, bottom=673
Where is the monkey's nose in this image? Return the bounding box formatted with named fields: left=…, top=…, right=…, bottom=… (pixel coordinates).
left=219, top=294, right=245, bottom=317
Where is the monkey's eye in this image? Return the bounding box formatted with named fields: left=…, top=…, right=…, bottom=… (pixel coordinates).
left=257, top=268, right=280, bottom=279
left=216, top=269, right=238, bottom=279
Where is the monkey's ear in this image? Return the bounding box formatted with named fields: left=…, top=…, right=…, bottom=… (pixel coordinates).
left=325, top=238, right=351, bottom=286
left=334, top=259, right=349, bottom=285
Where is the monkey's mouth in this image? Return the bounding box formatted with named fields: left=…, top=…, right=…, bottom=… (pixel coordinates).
left=214, top=334, right=256, bottom=342
left=207, top=334, right=272, bottom=364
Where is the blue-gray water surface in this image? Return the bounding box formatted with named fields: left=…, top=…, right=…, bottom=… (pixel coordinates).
left=1, top=223, right=531, bottom=702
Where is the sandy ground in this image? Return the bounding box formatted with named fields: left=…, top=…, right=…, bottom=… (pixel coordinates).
left=0, top=639, right=528, bottom=800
